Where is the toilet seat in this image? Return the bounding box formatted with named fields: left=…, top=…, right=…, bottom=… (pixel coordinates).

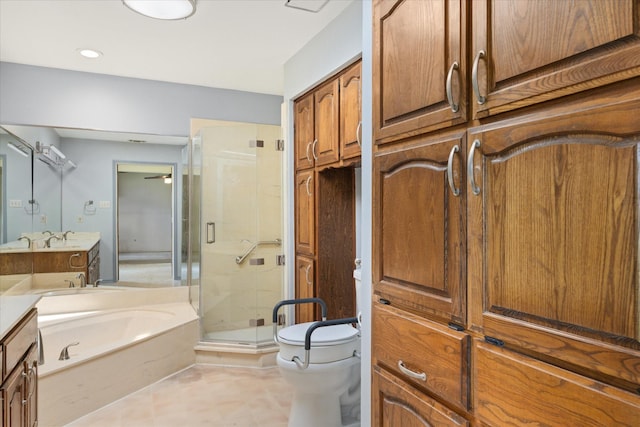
left=277, top=322, right=360, bottom=364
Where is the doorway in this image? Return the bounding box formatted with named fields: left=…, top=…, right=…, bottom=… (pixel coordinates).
left=116, top=162, right=179, bottom=287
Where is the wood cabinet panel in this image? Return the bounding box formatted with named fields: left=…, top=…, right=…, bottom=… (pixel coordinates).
left=373, top=0, right=466, bottom=144
left=475, top=341, right=640, bottom=426
left=471, top=0, right=640, bottom=117
left=2, top=310, right=36, bottom=383
left=374, top=130, right=466, bottom=323
left=0, top=253, right=33, bottom=275
left=295, top=256, right=315, bottom=324
left=314, top=78, right=340, bottom=166
left=294, top=93, right=314, bottom=170
left=373, top=366, right=468, bottom=427
left=373, top=302, right=470, bottom=410
left=294, top=169, right=315, bottom=256
left=467, top=84, right=640, bottom=385
left=340, top=61, right=362, bottom=160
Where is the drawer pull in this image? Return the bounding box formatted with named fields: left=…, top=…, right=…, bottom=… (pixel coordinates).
left=398, top=360, right=427, bottom=382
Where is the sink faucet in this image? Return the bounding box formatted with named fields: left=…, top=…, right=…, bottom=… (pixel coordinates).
left=18, top=236, right=31, bottom=247
left=76, top=273, right=87, bottom=288
left=62, top=230, right=74, bottom=240
left=59, top=342, right=79, bottom=361
left=45, top=235, right=60, bottom=248
left=93, top=279, right=103, bottom=288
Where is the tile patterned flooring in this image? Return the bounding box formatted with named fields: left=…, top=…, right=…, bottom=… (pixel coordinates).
left=66, top=364, right=293, bottom=426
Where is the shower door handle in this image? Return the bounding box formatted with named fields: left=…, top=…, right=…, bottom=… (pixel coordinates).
left=206, top=222, right=215, bottom=244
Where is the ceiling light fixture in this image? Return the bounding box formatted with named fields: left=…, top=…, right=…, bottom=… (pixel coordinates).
left=122, top=0, right=196, bottom=20
left=77, top=48, right=103, bottom=59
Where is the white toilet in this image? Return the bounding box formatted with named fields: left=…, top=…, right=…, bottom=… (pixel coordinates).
left=275, top=267, right=363, bottom=427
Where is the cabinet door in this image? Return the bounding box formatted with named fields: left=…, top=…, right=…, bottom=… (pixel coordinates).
left=23, top=346, right=37, bottom=427
left=295, top=256, right=315, bottom=324
left=294, top=169, right=315, bottom=256
left=340, top=61, right=362, bottom=160
left=471, top=0, right=640, bottom=117
left=1, top=363, right=26, bottom=427
left=294, top=93, right=314, bottom=170
left=372, top=366, right=469, bottom=427
left=374, top=131, right=466, bottom=324
left=373, top=0, right=466, bottom=144
left=314, top=78, right=340, bottom=166
left=467, top=84, right=640, bottom=386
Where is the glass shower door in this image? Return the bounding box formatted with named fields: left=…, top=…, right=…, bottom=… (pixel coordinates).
left=198, top=122, right=283, bottom=346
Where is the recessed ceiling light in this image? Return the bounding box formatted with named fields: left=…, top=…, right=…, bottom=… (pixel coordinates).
left=122, top=0, right=196, bottom=20
left=77, top=48, right=103, bottom=59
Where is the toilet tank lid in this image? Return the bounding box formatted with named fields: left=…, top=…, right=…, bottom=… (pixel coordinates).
left=278, top=322, right=359, bottom=346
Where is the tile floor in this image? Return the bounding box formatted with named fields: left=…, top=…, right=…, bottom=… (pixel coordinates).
left=66, top=364, right=293, bottom=427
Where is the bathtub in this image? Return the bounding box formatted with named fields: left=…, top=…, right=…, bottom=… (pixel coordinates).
left=37, top=303, right=199, bottom=426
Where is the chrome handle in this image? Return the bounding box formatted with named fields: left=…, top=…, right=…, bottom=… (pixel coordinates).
left=69, top=253, right=86, bottom=269
left=445, top=61, right=460, bottom=113
left=311, top=139, right=318, bottom=160
left=356, top=121, right=362, bottom=147
left=206, top=222, right=215, bottom=244
left=305, top=264, right=312, bottom=285
left=305, top=141, right=312, bottom=162
left=305, top=175, right=312, bottom=196
left=472, top=50, right=486, bottom=104
left=468, top=139, right=482, bottom=195
left=447, top=145, right=461, bottom=197
left=398, top=360, right=427, bottom=381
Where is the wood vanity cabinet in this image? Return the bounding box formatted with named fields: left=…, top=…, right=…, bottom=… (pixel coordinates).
left=371, top=0, right=640, bottom=425
left=33, top=241, right=100, bottom=285
left=1, top=309, right=38, bottom=427
left=471, top=0, right=640, bottom=118
left=293, top=60, right=361, bottom=324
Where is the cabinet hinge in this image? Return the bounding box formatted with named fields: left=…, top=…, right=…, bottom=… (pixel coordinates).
left=276, top=254, right=285, bottom=266
left=276, top=139, right=285, bottom=151
left=484, top=336, right=505, bottom=347
left=448, top=322, right=464, bottom=332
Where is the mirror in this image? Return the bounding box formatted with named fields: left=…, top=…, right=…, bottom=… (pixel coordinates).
left=0, top=123, right=188, bottom=292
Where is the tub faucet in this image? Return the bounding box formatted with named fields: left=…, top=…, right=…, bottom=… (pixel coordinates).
left=59, top=342, right=79, bottom=360
left=93, top=279, right=103, bottom=288
left=45, top=235, right=60, bottom=248
left=77, top=272, right=87, bottom=288
left=62, top=230, right=74, bottom=240
left=37, top=329, right=45, bottom=365
left=18, top=236, right=31, bottom=247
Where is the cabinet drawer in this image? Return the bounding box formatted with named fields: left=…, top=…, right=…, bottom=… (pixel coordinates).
left=373, top=366, right=468, bottom=426
left=372, top=302, right=470, bottom=409
left=2, top=309, right=37, bottom=383
left=475, top=341, right=640, bottom=426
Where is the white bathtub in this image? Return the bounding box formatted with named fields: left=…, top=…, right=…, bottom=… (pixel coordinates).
left=37, top=303, right=199, bottom=426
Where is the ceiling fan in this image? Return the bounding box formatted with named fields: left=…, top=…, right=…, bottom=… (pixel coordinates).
left=144, top=173, right=172, bottom=183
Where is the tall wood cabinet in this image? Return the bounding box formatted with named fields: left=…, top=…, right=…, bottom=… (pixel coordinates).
left=372, top=1, right=640, bottom=425
left=293, top=60, right=361, bottom=323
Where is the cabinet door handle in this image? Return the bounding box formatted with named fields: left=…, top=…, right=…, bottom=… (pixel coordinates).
left=311, top=139, right=318, bottom=160
left=356, top=121, right=362, bottom=147
left=305, top=175, right=313, bottom=196
left=305, top=141, right=312, bottom=162
left=468, top=139, right=482, bottom=195
left=305, top=264, right=312, bottom=285
left=398, top=360, right=427, bottom=381
left=445, top=61, right=460, bottom=113
left=447, top=145, right=461, bottom=196
left=472, top=50, right=487, bottom=104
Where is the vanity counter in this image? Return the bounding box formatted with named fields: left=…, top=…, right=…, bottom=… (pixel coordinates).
left=0, top=294, right=40, bottom=340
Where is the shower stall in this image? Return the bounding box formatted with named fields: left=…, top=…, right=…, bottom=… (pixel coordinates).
left=187, top=120, right=284, bottom=347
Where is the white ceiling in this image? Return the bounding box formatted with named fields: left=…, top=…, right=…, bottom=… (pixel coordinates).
left=0, top=0, right=353, bottom=96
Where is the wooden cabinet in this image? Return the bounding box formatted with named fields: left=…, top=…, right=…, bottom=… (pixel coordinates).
left=33, top=241, right=100, bottom=285
left=339, top=61, right=362, bottom=160
left=373, top=366, right=468, bottom=427
left=1, top=309, right=38, bottom=427
left=293, top=60, right=361, bottom=324
left=471, top=0, right=640, bottom=118
left=467, top=84, right=640, bottom=391
left=371, top=0, right=640, bottom=424
left=373, top=0, right=467, bottom=144
left=373, top=130, right=466, bottom=324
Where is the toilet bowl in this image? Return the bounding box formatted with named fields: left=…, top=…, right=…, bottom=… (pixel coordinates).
left=274, top=266, right=363, bottom=427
